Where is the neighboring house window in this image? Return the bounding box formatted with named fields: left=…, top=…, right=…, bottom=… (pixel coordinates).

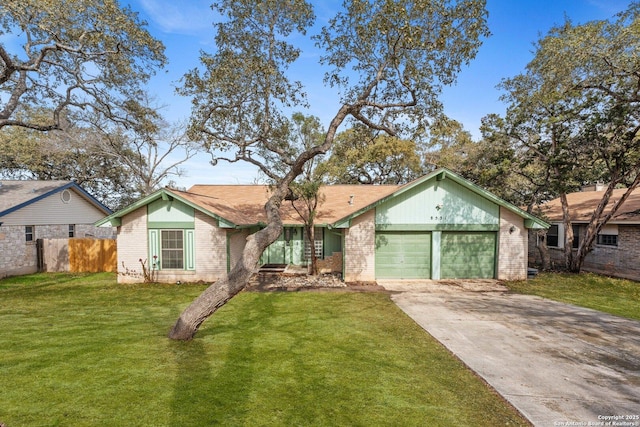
left=597, top=234, right=618, bottom=246
left=161, top=230, right=184, bottom=269
left=69, top=224, right=75, bottom=238
left=572, top=225, right=580, bottom=249
left=547, top=225, right=559, bottom=247
left=25, top=226, right=34, bottom=242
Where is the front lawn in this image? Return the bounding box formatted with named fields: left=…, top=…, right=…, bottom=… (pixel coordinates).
left=0, top=273, right=528, bottom=426
left=506, top=272, right=640, bottom=321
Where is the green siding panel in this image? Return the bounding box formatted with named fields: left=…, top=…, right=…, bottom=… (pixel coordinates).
left=376, top=178, right=499, bottom=228
left=440, top=232, right=496, bottom=279
left=148, top=198, right=195, bottom=225
left=375, top=232, right=431, bottom=279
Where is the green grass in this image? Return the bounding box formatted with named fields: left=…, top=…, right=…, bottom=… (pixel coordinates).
left=506, top=272, right=640, bottom=321
left=0, top=273, right=528, bottom=426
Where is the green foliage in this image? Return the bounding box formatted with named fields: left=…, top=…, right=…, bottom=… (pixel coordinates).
left=0, top=0, right=166, bottom=131
left=0, top=273, right=528, bottom=426
left=506, top=272, right=640, bottom=321
left=0, top=124, right=139, bottom=209
left=319, top=125, right=424, bottom=184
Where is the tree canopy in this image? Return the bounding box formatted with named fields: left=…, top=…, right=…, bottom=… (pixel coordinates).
left=491, top=2, right=640, bottom=271
left=169, top=0, right=489, bottom=340
left=318, top=125, right=424, bottom=185
left=0, top=0, right=166, bottom=131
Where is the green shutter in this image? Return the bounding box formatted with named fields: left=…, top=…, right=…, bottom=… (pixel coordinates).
left=185, top=229, right=195, bottom=270
left=148, top=229, right=160, bottom=270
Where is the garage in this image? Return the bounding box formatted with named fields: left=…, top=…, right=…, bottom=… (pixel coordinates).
left=440, top=232, right=496, bottom=279
left=375, top=232, right=431, bottom=279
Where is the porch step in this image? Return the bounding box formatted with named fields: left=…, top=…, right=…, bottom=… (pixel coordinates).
left=259, top=264, right=287, bottom=273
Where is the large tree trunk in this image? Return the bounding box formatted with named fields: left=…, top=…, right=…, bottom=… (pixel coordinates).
left=306, top=225, right=318, bottom=275
left=168, top=197, right=284, bottom=340
left=168, top=106, right=350, bottom=341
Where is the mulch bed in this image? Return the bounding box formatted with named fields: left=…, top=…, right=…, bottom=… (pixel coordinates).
left=245, top=272, right=387, bottom=293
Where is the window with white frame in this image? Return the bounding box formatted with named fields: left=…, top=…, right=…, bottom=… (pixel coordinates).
left=161, top=230, right=184, bottom=269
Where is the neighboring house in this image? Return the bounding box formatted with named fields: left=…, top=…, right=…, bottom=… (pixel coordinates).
left=529, top=185, right=640, bottom=280
left=0, top=180, right=114, bottom=278
left=97, top=168, right=548, bottom=284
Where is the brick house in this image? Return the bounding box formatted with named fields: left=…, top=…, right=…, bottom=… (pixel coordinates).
left=0, top=180, right=114, bottom=278
left=528, top=185, right=640, bottom=280
left=97, top=168, right=548, bottom=284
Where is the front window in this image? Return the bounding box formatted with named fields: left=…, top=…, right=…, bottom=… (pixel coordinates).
left=547, top=225, right=559, bottom=247
left=161, top=230, right=184, bottom=269
left=25, top=226, right=34, bottom=242
left=572, top=225, right=580, bottom=249
left=597, top=234, right=618, bottom=246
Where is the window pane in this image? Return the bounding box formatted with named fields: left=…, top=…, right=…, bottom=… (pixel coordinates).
left=25, top=226, right=34, bottom=242
left=547, top=225, right=558, bottom=247
left=597, top=234, right=618, bottom=246
left=161, top=230, right=184, bottom=269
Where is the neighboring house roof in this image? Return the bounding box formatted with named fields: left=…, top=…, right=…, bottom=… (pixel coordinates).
left=536, top=187, right=640, bottom=224
left=97, top=168, right=548, bottom=229
left=0, top=180, right=112, bottom=218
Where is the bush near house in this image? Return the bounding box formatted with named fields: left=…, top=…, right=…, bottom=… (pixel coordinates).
left=0, top=273, right=528, bottom=426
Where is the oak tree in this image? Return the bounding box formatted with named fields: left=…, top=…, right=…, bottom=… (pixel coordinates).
left=170, top=0, right=489, bottom=340
left=496, top=3, right=640, bottom=272
left=0, top=0, right=165, bottom=131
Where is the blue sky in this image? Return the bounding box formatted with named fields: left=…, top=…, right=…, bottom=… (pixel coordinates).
left=125, top=0, right=632, bottom=186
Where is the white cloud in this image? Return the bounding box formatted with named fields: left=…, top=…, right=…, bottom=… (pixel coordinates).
left=137, top=0, right=214, bottom=36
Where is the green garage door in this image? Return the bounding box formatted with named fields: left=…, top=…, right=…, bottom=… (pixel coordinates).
left=375, top=232, right=431, bottom=279
left=441, top=232, right=496, bottom=279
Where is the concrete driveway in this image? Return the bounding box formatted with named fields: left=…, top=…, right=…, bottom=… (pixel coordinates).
left=381, top=280, right=640, bottom=427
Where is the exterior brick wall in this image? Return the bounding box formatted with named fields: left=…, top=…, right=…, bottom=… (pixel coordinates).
left=229, top=229, right=252, bottom=272
left=192, top=210, right=226, bottom=282
left=498, top=208, right=527, bottom=280
left=116, top=207, right=148, bottom=283
left=529, top=224, right=640, bottom=281
left=343, top=210, right=375, bottom=282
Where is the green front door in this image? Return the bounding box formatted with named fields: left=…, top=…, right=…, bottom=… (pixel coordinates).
left=440, top=232, right=496, bottom=279
left=262, top=233, right=286, bottom=264
left=375, top=232, right=431, bottom=279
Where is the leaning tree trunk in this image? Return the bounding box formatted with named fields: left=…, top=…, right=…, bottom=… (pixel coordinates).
left=168, top=198, right=284, bottom=340
left=168, top=105, right=350, bottom=340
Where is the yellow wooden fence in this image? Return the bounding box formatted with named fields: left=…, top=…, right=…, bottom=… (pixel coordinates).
left=69, top=238, right=117, bottom=273
left=39, top=238, right=117, bottom=273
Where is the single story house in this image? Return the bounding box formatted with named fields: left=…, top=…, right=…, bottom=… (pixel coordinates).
left=97, top=168, right=548, bottom=284
left=0, top=180, right=114, bottom=278
left=529, top=184, right=640, bottom=280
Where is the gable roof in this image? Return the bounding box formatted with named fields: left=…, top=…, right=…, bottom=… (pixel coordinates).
left=97, top=183, right=401, bottom=227
left=0, top=180, right=112, bottom=218
left=330, top=168, right=549, bottom=229
left=536, top=187, right=640, bottom=224
left=97, top=168, right=548, bottom=230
